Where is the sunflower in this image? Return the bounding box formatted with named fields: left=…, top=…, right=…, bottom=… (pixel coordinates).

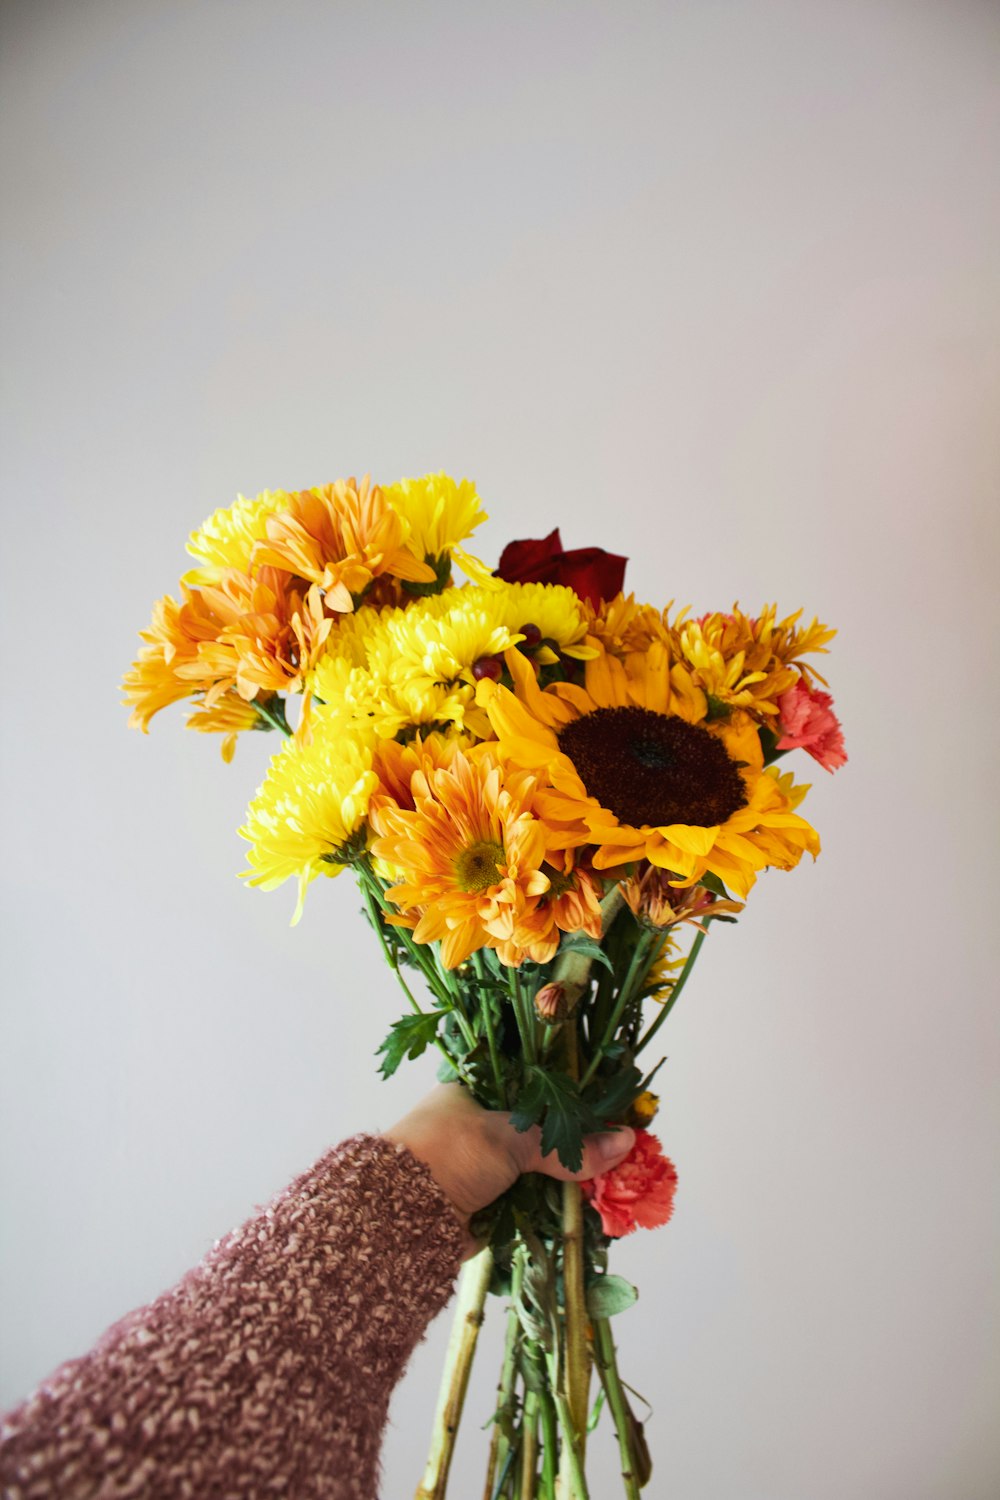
left=239, top=715, right=377, bottom=923
left=251, top=475, right=436, bottom=612
left=369, top=741, right=554, bottom=968
left=484, top=642, right=820, bottom=899
left=184, top=489, right=291, bottom=586
left=382, top=472, right=493, bottom=584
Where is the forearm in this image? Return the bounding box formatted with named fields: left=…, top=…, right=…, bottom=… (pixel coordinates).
left=0, top=1135, right=464, bottom=1500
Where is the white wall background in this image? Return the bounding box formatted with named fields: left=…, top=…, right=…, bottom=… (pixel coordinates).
left=2, top=2, right=998, bottom=1496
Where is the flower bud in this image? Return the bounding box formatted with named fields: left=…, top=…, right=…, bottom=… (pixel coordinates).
left=533, top=982, right=568, bottom=1024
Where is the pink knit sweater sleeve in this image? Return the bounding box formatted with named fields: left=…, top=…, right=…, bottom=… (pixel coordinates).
left=0, top=1134, right=465, bottom=1499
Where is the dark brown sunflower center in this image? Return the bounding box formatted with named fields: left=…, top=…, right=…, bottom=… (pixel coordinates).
left=558, top=706, right=747, bottom=829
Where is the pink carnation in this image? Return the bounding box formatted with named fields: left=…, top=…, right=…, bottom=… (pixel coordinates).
left=581, top=1129, right=678, bottom=1238
left=775, top=678, right=847, bottom=772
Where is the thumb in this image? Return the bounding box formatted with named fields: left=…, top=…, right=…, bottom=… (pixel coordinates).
left=520, top=1125, right=636, bottom=1183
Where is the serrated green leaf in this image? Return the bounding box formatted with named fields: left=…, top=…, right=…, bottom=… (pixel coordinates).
left=509, top=1069, right=547, bottom=1133
left=375, top=1010, right=448, bottom=1078
left=585, top=1274, right=639, bottom=1319
left=511, top=1066, right=605, bottom=1172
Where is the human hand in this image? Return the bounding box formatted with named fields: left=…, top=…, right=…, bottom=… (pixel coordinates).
left=383, top=1082, right=635, bottom=1259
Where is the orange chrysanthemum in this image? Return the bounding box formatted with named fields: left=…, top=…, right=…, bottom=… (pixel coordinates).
left=186, top=691, right=269, bottom=762
left=483, top=643, right=820, bottom=899
left=369, top=741, right=558, bottom=968
left=621, top=864, right=744, bottom=930
left=123, top=585, right=241, bottom=729
left=512, top=849, right=604, bottom=961
left=251, top=475, right=436, bottom=613
left=199, top=566, right=333, bottom=700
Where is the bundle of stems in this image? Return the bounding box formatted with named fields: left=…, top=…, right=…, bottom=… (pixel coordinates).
left=357, top=870, right=716, bottom=1498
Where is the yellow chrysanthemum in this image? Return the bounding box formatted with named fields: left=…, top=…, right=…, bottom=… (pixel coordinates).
left=184, top=490, right=291, bottom=586
left=484, top=642, right=820, bottom=899
left=671, top=604, right=837, bottom=719
left=495, top=582, right=599, bottom=663
left=382, top=472, right=493, bottom=584
left=307, top=590, right=502, bottom=743
left=369, top=740, right=555, bottom=968
left=367, top=589, right=515, bottom=696
left=239, top=716, right=378, bottom=924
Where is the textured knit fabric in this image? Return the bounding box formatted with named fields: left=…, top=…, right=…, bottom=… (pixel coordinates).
left=0, top=1135, right=465, bottom=1499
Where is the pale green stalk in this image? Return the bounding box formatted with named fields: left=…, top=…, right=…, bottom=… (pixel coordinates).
left=592, top=1318, right=641, bottom=1500
left=416, top=1248, right=494, bottom=1500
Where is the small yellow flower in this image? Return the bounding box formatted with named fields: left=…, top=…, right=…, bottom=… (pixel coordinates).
left=629, top=1091, right=660, bottom=1127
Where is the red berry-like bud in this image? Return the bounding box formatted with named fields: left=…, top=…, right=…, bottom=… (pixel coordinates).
left=472, top=655, right=504, bottom=682
left=518, top=622, right=542, bottom=648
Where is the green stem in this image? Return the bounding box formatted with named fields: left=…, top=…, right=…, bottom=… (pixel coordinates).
left=474, top=951, right=507, bottom=1106
left=538, top=1388, right=558, bottom=1497
left=579, top=931, right=655, bottom=1089
left=510, top=967, right=537, bottom=1065
left=553, top=1392, right=590, bottom=1499
left=484, top=1254, right=525, bottom=1498
left=634, top=925, right=709, bottom=1057
left=359, top=876, right=478, bottom=1088
left=592, top=1318, right=641, bottom=1500
left=359, top=864, right=483, bottom=1058
left=520, top=1391, right=540, bottom=1498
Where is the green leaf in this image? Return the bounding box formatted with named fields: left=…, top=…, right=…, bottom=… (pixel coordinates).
left=510, top=1066, right=604, bottom=1173
left=585, top=1274, right=639, bottom=1319
left=639, top=1056, right=667, bottom=1095
left=436, top=1054, right=460, bottom=1084
left=557, top=935, right=615, bottom=973
left=587, top=1063, right=643, bottom=1122
left=375, top=1010, right=448, bottom=1078
left=700, top=871, right=734, bottom=900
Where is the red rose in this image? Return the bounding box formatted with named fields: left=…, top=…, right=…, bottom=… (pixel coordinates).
left=494, top=528, right=627, bottom=607
left=581, top=1128, right=678, bottom=1238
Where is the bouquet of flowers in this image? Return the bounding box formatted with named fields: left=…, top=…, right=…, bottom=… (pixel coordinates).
left=124, top=472, right=845, bottom=1498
